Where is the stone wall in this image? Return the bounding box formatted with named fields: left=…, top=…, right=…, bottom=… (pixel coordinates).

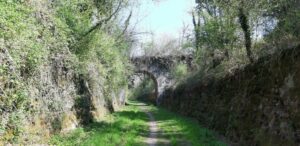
left=0, top=49, right=127, bottom=144
left=0, top=1, right=127, bottom=144
left=161, top=45, right=300, bottom=145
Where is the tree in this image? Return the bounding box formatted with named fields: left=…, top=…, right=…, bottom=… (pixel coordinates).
left=193, top=0, right=300, bottom=67
left=193, top=0, right=237, bottom=68
left=238, top=6, right=254, bottom=63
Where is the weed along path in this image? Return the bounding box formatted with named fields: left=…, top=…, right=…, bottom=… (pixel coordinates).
left=50, top=100, right=227, bottom=146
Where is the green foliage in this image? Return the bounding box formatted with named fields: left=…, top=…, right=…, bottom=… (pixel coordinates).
left=6, top=111, right=24, bottom=142
left=0, top=1, right=34, bottom=137
left=76, top=31, right=130, bottom=98
left=0, top=1, right=46, bottom=74
left=50, top=128, right=87, bottom=146
left=54, top=0, right=131, bottom=95
left=0, top=0, right=132, bottom=143
left=192, top=0, right=300, bottom=77
left=129, top=77, right=155, bottom=100
left=193, top=1, right=239, bottom=68
left=0, top=4, right=54, bottom=141
left=171, top=63, right=188, bottom=81
left=266, top=8, right=300, bottom=42
left=54, top=0, right=93, bottom=39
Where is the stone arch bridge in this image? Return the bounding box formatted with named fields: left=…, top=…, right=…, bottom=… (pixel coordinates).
left=130, top=55, right=193, bottom=105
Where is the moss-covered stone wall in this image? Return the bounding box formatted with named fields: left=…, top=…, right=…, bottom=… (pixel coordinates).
left=161, top=45, right=300, bottom=145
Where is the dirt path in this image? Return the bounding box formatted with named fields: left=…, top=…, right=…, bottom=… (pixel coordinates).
left=139, top=105, right=170, bottom=146
left=145, top=111, right=159, bottom=146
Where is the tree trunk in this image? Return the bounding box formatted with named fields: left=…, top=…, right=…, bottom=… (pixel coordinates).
left=192, top=12, right=201, bottom=58
left=238, top=7, right=254, bottom=63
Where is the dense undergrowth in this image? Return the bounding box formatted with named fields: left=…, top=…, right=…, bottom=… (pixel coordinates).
left=0, top=0, right=131, bottom=144
left=129, top=75, right=155, bottom=101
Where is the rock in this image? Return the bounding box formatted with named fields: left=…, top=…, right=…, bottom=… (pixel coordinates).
left=61, top=112, right=78, bottom=133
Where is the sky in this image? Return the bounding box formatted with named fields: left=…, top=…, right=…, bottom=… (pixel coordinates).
left=132, top=0, right=196, bottom=42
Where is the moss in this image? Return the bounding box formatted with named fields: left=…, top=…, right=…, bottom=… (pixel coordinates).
left=91, top=107, right=110, bottom=122
left=61, top=112, right=78, bottom=133
left=22, top=115, right=51, bottom=144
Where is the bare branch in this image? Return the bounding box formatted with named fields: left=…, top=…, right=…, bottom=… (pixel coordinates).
left=121, top=10, right=132, bottom=36
left=81, top=0, right=124, bottom=38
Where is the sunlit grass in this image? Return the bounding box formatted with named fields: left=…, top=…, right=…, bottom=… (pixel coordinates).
left=49, top=101, right=227, bottom=146
left=150, top=106, right=227, bottom=146
left=49, top=105, right=149, bottom=146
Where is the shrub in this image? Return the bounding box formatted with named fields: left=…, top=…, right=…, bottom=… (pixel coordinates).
left=171, top=63, right=188, bottom=81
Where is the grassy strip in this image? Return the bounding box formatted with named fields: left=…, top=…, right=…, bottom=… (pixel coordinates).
left=49, top=101, right=227, bottom=146
left=150, top=106, right=227, bottom=146
left=49, top=105, right=149, bottom=146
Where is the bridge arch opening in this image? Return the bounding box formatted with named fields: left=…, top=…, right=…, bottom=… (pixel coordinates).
left=130, top=70, right=158, bottom=104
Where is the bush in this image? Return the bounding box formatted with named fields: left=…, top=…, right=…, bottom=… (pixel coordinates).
left=171, top=63, right=188, bottom=81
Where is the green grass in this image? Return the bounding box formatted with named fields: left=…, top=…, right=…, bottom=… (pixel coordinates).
left=149, top=105, right=227, bottom=146
left=49, top=101, right=227, bottom=146
left=50, top=105, right=149, bottom=146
